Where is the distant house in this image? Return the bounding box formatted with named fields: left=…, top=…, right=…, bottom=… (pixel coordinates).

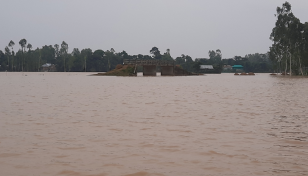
left=41, top=63, right=56, bottom=72
left=232, top=65, right=244, bottom=72
left=199, top=64, right=222, bottom=74
left=200, top=65, right=214, bottom=70
left=223, top=65, right=232, bottom=71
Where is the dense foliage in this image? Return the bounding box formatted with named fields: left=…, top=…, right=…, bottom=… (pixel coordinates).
left=269, top=2, right=308, bottom=75
left=222, top=53, right=273, bottom=73
left=0, top=42, right=273, bottom=73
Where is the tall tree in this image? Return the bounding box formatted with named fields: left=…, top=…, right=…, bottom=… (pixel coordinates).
left=166, top=48, right=170, bottom=55
left=19, top=39, right=27, bottom=71
left=4, top=46, right=11, bottom=70
left=54, top=44, right=60, bottom=59
left=60, top=41, right=68, bottom=72
left=27, top=43, right=32, bottom=51
left=81, top=48, right=92, bottom=72
left=8, top=40, right=15, bottom=71
left=110, top=48, right=115, bottom=53
left=37, top=47, right=41, bottom=71
left=0, top=50, right=5, bottom=71
left=150, top=47, right=161, bottom=59
left=269, top=1, right=306, bottom=75
left=208, top=49, right=222, bottom=65
left=25, top=43, right=33, bottom=71
left=161, top=49, right=173, bottom=61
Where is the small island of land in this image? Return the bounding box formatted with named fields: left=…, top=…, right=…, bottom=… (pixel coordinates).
left=91, top=62, right=200, bottom=76
left=92, top=64, right=136, bottom=76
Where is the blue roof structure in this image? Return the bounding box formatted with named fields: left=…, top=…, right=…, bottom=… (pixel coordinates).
left=232, top=65, right=244, bottom=68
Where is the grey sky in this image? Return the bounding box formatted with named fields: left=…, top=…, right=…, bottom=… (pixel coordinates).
left=1, top=0, right=307, bottom=59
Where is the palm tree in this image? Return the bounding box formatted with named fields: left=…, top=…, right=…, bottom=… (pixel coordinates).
left=8, top=40, right=15, bottom=71
left=26, top=43, right=32, bottom=71
left=110, top=48, right=115, bottom=53
left=19, top=39, right=27, bottom=71
left=166, top=49, right=170, bottom=55
left=8, top=40, right=15, bottom=49
left=27, top=43, right=32, bottom=51
left=4, top=46, right=11, bottom=70
left=61, top=41, right=68, bottom=72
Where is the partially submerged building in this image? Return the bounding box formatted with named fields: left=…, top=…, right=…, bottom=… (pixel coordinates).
left=41, top=63, right=56, bottom=72
left=199, top=65, right=221, bottom=74
left=232, top=65, right=244, bottom=72
left=223, top=65, right=232, bottom=72
left=200, top=65, right=214, bottom=70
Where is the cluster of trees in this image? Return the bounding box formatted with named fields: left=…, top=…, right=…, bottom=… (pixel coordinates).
left=0, top=40, right=273, bottom=73
left=0, top=40, right=222, bottom=72
left=1, top=39, right=32, bottom=72
left=222, top=53, right=273, bottom=73
left=193, top=50, right=223, bottom=73
left=269, top=1, right=308, bottom=75
left=1, top=40, right=276, bottom=74
left=2, top=2, right=305, bottom=74
left=0, top=39, right=130, bottom=72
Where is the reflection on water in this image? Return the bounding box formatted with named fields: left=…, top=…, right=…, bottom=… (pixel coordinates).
left=0, top=72, right=307, bottom=176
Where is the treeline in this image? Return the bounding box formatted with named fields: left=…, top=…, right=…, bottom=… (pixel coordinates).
left=269, top=2, right=308, bottom=75
left=2, top=2, right=305, bottom=74
left=0, top=40, right=273, bottom=73
left=221, top=53, right=273, bottom=73
left=1, top=40, right=131, bottom=72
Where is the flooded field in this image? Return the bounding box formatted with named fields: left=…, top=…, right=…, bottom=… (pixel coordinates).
left=0, top=72, right=307, bottom=176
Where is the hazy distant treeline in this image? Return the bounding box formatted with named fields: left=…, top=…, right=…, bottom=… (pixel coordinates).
left=0, top=41, right=274, bottom=73
left=1, top=2, right=307, bottom=74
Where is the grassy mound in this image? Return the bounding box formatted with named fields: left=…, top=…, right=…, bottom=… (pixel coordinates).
left=92, top=65, right=136, bottom=76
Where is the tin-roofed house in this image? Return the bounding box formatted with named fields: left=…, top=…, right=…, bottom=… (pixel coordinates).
left=200, top=65, right=214, bottom=70
left=199, top=65, right=222, bottom=74
left=232, top=65, right=244, bottom=73
left=223, top=65, right=233, bottom=72
left=41, top=63, right=57, bottom=72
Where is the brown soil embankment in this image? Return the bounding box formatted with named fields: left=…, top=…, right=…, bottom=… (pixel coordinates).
left=91, top=64, right=199, bottom=76
left=91, top=65, right=136, bottom=76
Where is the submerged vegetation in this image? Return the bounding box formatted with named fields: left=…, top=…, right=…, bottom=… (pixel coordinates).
left=0, top=2, right=306, bottom=75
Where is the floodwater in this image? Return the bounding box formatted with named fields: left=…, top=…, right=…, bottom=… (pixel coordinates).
left=0, top=72, right=307, bottom=176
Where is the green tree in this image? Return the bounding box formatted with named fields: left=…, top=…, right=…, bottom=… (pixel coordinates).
left=60, top=41, right=68, bottom=72
left=25, top=43, right=33, bottom=71
left=8, top=40, right=15, bottom=71
left=0, top=50, right=6, bottom=71
left=19, top=39, right=27, bottom=71
left=270, top=1, right=306, bottom=75
left=81, top=48, right=92, bottom=71
left=70, top=48, right=83, bottom=71
left=4, top=46, right=11, bottom=70
left=208, top=49, right=222, bottom=63
left=54, top=44, right=60, bottom=59
left=161, top=49, right=173, bottom=61
left=150, top=47, right=161, bottom=59
left=27, top=43, right=32, bottom=51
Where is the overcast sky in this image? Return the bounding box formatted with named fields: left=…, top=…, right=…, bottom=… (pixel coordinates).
left=1, top=0, right=307, bottom=59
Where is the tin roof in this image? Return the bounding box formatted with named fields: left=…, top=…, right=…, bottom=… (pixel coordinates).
left=42, top=63, right=52, bottom=67
left=200, top=65, right=213, bottom=69
left=232, top=65, right=243, bottom=68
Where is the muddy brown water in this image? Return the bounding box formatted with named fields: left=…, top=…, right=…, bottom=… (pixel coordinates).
left=0, top=72, right=307, bottom=176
